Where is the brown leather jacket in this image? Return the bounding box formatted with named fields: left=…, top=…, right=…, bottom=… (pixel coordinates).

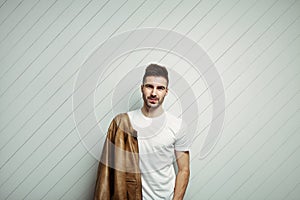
left=94, top=113, right=142, bottom=200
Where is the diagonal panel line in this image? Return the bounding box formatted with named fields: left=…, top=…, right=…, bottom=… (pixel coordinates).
left=175, top=0, right=298, bottom=109
left=57, top=161, right=98, bottom=200
left=227, top=124, right=300, bottom=199
left=127, top=0, right=224, bottom=73
left=188, top=52, right=300, bottom=163
left=260, top=147, right=300, bottom=200
left=282, top=182, right=300, bottom=200
left=190, top=54, right=300, bottom=166
left=210, top=0, right=281, bottom=64
left=166, top=23, right=300, bottom=120
left=0, top=0, right=96, bottom=97
left=191, top=45, right=299, bottom=141
left=213, top=0, right=299, bottom=76
left=189, top=91, right=299, bottom=198
left=170, top=0, right=261, bottom=65
left=158, top=0, right=299, bottom=114
left=219, top=53, right=300, bottom=139
left=181, top=22, right=300, bottom=145
left=0, top=0, right=8, bottom=10
left=231, top=130, right=297, bottom=199
left=189, top=60, right=300, bottom=182
left=0, top=0, right=70, bottom=63
left=0, top=0, right=104, bottom=133
left=188, top=52, right=300, bottom=147
left=216, top=113, right=300, bottom=200
left=40, top=157, right=97, bottom=200
left=189, top=82, right=299, bottom=184
left=0, top=0, right=93, bottom=81
left=0, top=0, right=96, bottom=142
left=156, top=0, right=245, bottom=64
left=57, top=160, right=98, bottom=200
left=192, top=84, right=298, bottom=192
left=0, top=0, right=43, bottom=44
left=0, top=0, right=103, bottom=115
left=0, top=0, right=23, bottom=27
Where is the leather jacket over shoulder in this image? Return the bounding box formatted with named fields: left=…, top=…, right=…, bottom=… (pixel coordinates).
left=94, top=113, right=142, bottom=200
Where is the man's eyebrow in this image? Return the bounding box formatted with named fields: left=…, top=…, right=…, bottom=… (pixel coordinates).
left=144, top=83, right=166, bottom=87
left=144, top=83, right=154, bottom=86
left=157, top=86, right=166, bottom=89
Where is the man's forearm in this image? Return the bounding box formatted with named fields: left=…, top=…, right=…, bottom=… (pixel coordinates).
left=172, top=169, right=190, bottom=200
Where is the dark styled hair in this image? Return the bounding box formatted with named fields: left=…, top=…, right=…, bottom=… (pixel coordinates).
left=142, top=63, right=169, bottom=85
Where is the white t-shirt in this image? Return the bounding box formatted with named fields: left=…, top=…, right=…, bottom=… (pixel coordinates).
left=127, top=109, right=191, bottom=200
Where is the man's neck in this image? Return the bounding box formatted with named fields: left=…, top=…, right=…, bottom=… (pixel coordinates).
left=141, top=106, right=164, bottom=118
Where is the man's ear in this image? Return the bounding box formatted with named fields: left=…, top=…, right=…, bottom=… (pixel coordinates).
left=141, top=84, right=143, bottom=92
left=165, top=87, right=168, bottom=95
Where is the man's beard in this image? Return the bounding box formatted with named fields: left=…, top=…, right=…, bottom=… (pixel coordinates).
left=143, top=94, right=165, bottom=109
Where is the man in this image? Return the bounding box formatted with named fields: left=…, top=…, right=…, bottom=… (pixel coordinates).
left=94, top=64, right=191, bottom=200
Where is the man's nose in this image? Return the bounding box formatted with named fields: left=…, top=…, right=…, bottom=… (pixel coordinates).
left=151, top=88, right=157, bottom=96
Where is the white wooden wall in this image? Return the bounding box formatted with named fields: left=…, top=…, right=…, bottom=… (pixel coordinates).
left=0, top=0, right=299, bottom=199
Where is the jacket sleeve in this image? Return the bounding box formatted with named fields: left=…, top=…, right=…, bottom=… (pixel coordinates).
left=94, top=118, right=117, bottom=200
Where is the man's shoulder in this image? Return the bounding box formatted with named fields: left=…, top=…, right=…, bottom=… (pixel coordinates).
left=113, top=111, right=140, bottom=125
left=112, top=112, right=130, bottom=124
left=110, top=112, right=136, bottom=136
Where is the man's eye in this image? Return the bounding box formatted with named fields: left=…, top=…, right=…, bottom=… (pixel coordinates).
left=157, top=86, right=165, bottom=90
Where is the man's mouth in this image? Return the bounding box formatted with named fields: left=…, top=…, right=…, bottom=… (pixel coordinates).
left=148, top=98, right=158, bottom=103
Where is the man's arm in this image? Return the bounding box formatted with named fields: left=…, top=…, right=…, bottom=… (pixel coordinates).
left=173, top=151, right=190, bottom=200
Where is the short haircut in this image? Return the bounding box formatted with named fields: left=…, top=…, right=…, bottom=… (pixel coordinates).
left=142, top=63, right=169, bottom=86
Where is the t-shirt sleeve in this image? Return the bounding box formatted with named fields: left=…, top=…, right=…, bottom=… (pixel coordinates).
left=174, top=121, right=193, bottom=152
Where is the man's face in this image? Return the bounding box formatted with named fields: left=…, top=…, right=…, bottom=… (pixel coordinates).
left=141, top=76, right=168, bottom=109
